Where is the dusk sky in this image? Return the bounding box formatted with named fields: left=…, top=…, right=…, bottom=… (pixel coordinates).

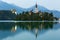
left=0, top=0, right=60, bottom=11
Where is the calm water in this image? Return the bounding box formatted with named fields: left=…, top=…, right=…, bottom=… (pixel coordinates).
left=0, top=22, right=60, bottom=40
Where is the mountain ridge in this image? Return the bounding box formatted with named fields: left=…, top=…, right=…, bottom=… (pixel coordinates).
left=0, top=1, right=60, bottom=18
left=0, top=1, right=24, bottom=13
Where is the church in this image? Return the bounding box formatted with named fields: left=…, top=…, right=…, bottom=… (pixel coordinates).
left=29, top=3, right=43, bottom=16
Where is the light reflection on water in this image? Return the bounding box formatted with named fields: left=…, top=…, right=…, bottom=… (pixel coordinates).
left=0, top=21, right=60, bottom=40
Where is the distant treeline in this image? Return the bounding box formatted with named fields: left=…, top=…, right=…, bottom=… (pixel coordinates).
left=16, top=11, right=58, bottom=21
left=0, top=10, right=58, bottom=20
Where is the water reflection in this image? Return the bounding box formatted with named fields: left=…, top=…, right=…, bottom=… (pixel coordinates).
left=0, top=22, right=60, bottom=40
left=17, top=22, right=54, bottom=30
left=0, top=22, right=55, bottom=31
left=17, top=22, right=55, bottom=38
left=0, top=22, right=15, bottom=31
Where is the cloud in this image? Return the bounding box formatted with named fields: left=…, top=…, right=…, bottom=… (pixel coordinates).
left=2, top=31, right=35, bottom=40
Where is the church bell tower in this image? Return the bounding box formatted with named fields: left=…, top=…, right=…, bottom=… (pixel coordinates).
left=34, top=3, right=39, bottom=13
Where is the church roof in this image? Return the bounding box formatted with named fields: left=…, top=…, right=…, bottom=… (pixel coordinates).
left=35, top=3, right=38, bottom=8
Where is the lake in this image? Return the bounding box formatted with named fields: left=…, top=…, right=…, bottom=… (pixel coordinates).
left=0, top=21, right=60, bottom=40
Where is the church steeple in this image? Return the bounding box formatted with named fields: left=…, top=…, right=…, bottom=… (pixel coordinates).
left=36, top=3, right=37, bottom=8
left=34, top=3, right=39, bottom=13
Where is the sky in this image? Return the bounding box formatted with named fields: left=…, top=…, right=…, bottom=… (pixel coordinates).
left=0, top=0, right=60, bottom=11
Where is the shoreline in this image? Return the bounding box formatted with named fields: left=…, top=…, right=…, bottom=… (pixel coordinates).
left=0, top=20, right=59, bottom=22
